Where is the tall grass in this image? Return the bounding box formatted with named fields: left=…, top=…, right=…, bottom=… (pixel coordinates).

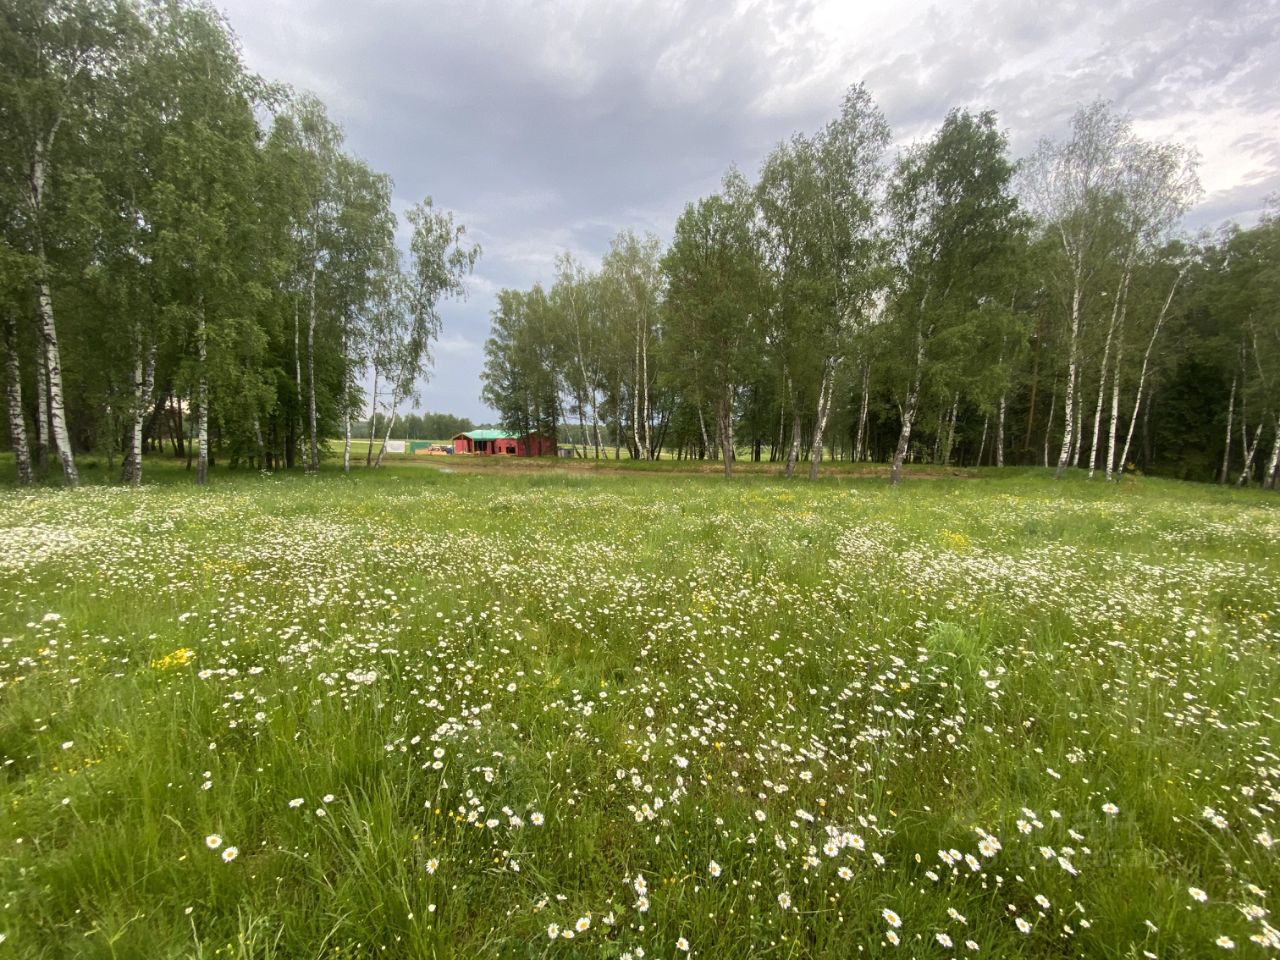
left=1, top=460, right=1277, bottom=957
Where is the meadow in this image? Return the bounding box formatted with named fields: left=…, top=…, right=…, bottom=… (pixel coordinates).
left=1, top=461, right=1278, bottom=958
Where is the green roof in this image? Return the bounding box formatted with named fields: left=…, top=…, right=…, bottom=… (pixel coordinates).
left=459, top=429, right=518, bottom=441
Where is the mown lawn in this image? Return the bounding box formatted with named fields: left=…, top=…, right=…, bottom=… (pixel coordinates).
left=1, top=460, right=1278, bottom=958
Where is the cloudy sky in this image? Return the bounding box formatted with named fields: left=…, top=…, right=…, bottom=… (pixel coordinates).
left=217, top=0, right=1280, bottom=423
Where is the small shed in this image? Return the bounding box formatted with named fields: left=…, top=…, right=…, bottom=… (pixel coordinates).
left=452, top=430, right=556, bottom=457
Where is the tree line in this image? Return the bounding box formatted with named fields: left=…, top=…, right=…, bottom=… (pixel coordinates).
left=482, top=92, right=1280, bottom=485
left=1, top=0, right=478, bottom=486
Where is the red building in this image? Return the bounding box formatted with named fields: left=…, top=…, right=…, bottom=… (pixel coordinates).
left=452, top=430, right=557, bottom=456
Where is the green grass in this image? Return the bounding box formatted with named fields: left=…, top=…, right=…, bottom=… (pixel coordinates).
left=1, top=457, right=1278, bottom=958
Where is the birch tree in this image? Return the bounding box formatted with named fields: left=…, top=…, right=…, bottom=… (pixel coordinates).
left=662, top=168, right=766, bottom=477
left=373, top=198, right=477, bottom=467
left=1022, top=102, right=1130, bottom=478
left=757, top=84, right=890, bottom=479
left=885, top=109, right=1024, bottom=485
left=0, top=0, right=133, bottom=485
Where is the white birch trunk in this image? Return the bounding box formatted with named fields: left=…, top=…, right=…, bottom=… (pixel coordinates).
left=34, top=340, right=49, bottom=473
left=37, top=274, right=77, bottom=486
left=783, top=370, right=802, bottom=478
left=196, top=307, right=209, bottom=486
left=854, top=362, right=870, bottom=462
left=127, top=344, right=155, bottom=485
left=996, top=393, right=1006, bottom=468
left=373, top=392, right=399, bottom=468
left=253, top=414, right=266, bottom=469
left=3, top=313, right=33, bottom=485
left=1262, top=416, right=1280, bottom=491
left=719, top=383, right=734, bottom=479
left=1104, top=339, right=1124, bottom=481
left=640, top=322, right=652, bottom=458
left=366, top=368, right=379, bottom=467
left=307, top=263, right=319, bottom=473
left=1055, top=281, right=1083, bottom=479
left=1116, top=264, right=1187, bottom=476
left=1219, top=375, right=1236, bottom=484
left=808, top=362, right=835, bottom=481
left=891, top=328, right=928, bottom=485
left=941, top=392, right=959, bottom=466
left=1237, top=422, right=1264, bottom=487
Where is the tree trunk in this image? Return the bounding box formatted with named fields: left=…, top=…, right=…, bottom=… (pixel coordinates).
left=783, top=372, right=802, bottom=479
left=1043, top=380, right=1058, bottom=468
left=940, top=392, right=959, bottom=466
left=366, top=369, right=379, bottom=467
left=1089, top=264, right=1130, bottom=479
left=808, top=362, right=835, bottom=481
left=719, top=384, right=734, bottom=479
left=1104, top=338, right=1124, bottom=482
left=1116, top=263, right=1186, bottom=477
left=1237, top=422, right=1264, bottom=487
left=342, top=404, right=351, bottom=473
left=3, top=313, right=33, bottom=485
left=891, top=331, right=928, bottom=486
left=125, top=343, right=155, bottom=485
left=854, top=362, right=870, bottom=463
left=996, top=393, right=1006, bottom=468
left=34, top=341, right=50, bottom=474
left=373, top=392, right=399, bottom=468
left=1219, top=375, right=1236, bottom=484
left=890, top=380, right=920, bottom=487
left=195, top=307, right=209, bottom=486
left=36, top=265, right=77, bottom=486
left=253, top=414, right=266, bottom=470
left=976, top=414, right=989, bottom=468
left=1055, top=279, right=1083, bottom=479
left=1023, top=333, right=1040, bottom=457
left=307, top=265, right=319, bottom=472
left=1262, top=416, right=1280, bottom=491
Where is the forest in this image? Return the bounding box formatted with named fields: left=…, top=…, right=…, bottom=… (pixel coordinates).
left=1, top=0, right=478, bottom=486
left=483, top=95, right=1280, bottom=485
left=3, top=1, right=1278, bottom=488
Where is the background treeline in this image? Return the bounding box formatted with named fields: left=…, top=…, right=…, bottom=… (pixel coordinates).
left=1, top=0, right=478, bottom=486
left=482, top=91, right=1280, bottom=485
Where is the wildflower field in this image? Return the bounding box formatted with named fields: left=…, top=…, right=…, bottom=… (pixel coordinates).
left=2, top=463, right=1279, bottom=959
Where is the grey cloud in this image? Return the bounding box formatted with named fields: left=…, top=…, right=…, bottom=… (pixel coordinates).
left=218, top=0, right=1280, bottom=421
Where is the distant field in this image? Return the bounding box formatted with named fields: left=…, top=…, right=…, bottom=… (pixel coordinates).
left=1, top=464, right=1278, bottom=957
